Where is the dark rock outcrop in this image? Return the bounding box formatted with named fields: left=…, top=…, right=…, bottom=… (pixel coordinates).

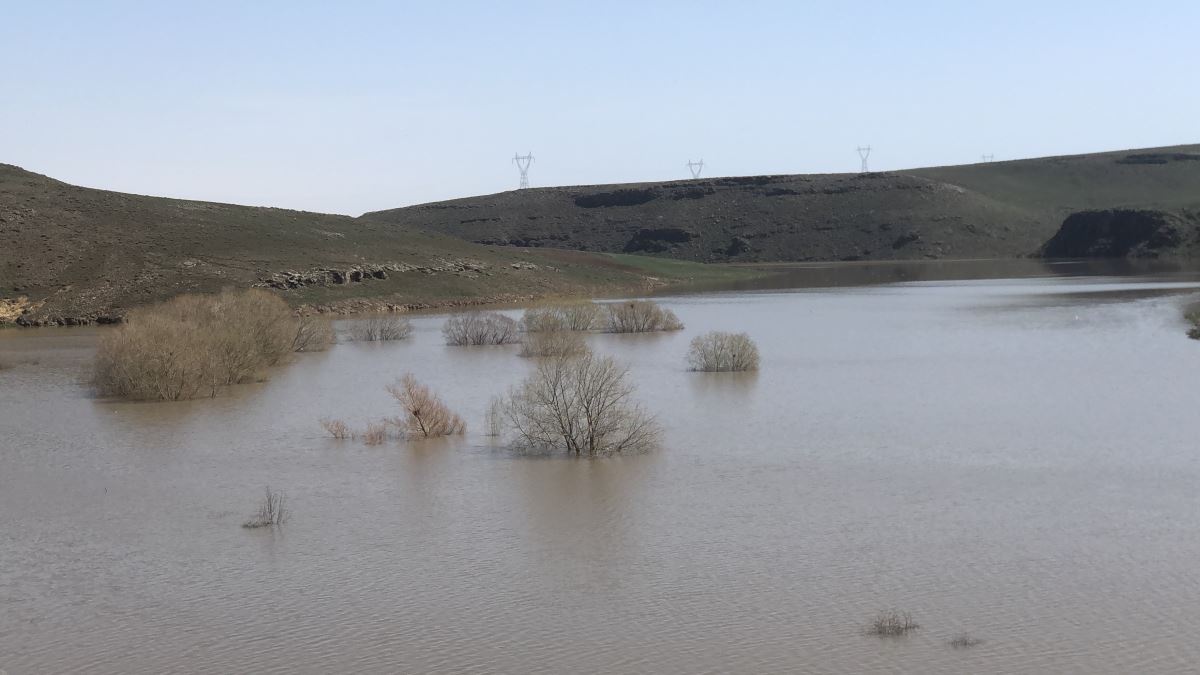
left=622, top=228, right=693, bottom=253
left=1040, top=209, right=1194, bottom=258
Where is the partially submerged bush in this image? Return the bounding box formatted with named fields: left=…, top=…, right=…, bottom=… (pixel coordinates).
left=949, top=633, right=984, bottom=649
left=1187, top=310, right=1200, bottom=340
left=687, top=331, right=760, bottom=372
left=243, top=487, right=289, bottom=529
left=442, top=312, right=520, bottom=346
left=361, top=421, right=390, bottom=445
left=485, top=395, right=504, bottom=438
left=92, top=288, right=321, bottom=400
left=605, top=300, right=683, bottom=333
left=320, top=418, right=353, bottom=439
left=868, top=610, right=920, bottom=637
left=504, top=351, right=659, bottom=457
left=521, top=301, right=603, bottom=332
left=349, top=315, right=412, bottom=342
left=386, top=374, right=466, bottom=437
left=519, top=330, right=588, bottom=358
left=291, top=316, right=335, bottom=352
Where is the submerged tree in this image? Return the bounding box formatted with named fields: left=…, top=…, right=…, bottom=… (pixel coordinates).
left=504, top=351, right=659, bottom=457
left=686, top=331, right=760, bottom=372
left=387, top=374, right=466, bottom=438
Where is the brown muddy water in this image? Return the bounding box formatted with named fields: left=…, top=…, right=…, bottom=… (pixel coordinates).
left=2, top=262, right=1200, bottom=674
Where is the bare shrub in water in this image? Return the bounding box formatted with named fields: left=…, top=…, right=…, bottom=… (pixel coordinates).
left=485, top=395, right=504, bottom=438
left=504, top=351, right=659, bottom=457
left=519, top=330, right=588, bottom=358
left=320, top=418, right=353, bottom=439
left=686, top=331, right=760, bottom=372
left=605, top=300, right=684, bottom=333
left=361, top=421, right=390, bottom=445
left=949, top=633, right=984, bottom=649
left=92, top=288, right=320, bottom=400
left=1187, top=310, right=1200, bottom=340
left=386, top=374, right=466, bottom=438
left=521, top=301, right=603, bottom=332
left=442, top=312, right=520, bottom=346
left=242, top=487, right=289, bottom=528
left=349, top=314, right=412, bottom=342
left=291, top=316, right=335, bottom=352
left=868, top=610, right=920, bottom=637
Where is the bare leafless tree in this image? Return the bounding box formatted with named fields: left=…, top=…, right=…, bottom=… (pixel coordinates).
left=442, top=312, right=520, bottom=346
left=291, top=316, right=336, bottom=352
left=242, top=487, right=290, bottom=528
left=687, top=331, right=760, bottom=372
left=349, top=314, right=412, bottom=341
left=387, top=374, right=466, bottom=437
left=319, top=418, right=353, bottom=439
left=504, top=351, right=659, bottom=457
left=605, top=300, right=684, bottom=333
left=361, top=421, right=390, bottom=445
left=521, top=301, right=603, bottom=332
left=485, top=395, right=504, bottom=438
left=519, top=329, right=588, bottom=358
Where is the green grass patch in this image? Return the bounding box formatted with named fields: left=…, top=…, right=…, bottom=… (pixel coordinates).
left=605, top=253, right=769, bottom=283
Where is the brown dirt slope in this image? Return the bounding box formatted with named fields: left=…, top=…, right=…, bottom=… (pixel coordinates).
left=0, top=165, right=704, bottom=325
left=362, top=144, right=1200, bottom=263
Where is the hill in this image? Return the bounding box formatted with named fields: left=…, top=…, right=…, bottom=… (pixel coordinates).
left=0, top=165, right=735, bottom=325
left=362, top=144, right=1200, bottom=263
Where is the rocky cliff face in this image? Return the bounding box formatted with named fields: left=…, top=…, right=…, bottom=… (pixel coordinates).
left=1039, top=210, right=1200, bottom=258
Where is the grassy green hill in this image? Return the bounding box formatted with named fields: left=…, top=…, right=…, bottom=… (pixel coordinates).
left=363, top=144, right=1200, bottom=263
left=0, top=165, right=739, bottom=325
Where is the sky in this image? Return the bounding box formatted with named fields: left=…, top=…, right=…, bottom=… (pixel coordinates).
left=1, top=0, right=1197, bottom=215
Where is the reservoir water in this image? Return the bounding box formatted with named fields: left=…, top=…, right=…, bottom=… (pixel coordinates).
left=2, top=261, right=1200, bottom=674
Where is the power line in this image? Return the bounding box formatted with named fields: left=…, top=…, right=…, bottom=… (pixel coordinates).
left=686, top=158, right=704, bottom=179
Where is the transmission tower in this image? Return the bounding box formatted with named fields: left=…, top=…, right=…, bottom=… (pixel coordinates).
left=856, top=146, right=872, bottom=173
left=686, top=158, right=704, bottom=179
left=981, top=153, right=995, bottom=162
left=512, top=152, right=534, bottom=189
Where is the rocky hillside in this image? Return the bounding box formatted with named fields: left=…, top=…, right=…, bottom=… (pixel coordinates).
left=363, top=145, right=1200, bottom=262
left=0, top=165, right=709, bottom=325
left=1040, top=209, right=1200, bottom=258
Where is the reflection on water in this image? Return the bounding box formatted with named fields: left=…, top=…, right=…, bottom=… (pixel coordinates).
left=2, top=262, right=1200, bottom=674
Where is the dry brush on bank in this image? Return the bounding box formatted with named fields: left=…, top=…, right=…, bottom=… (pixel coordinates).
left=92, top=288, right=333, bottom=401
left=605, top=300, right=684, bottom=333
left=443, top=312, right=520, bottom=346
left=686, top=331, right=760, bottom=372
left=387, top=374, right=466, bottom=438
left=349, top=314, right=412, bottom=341
left=502, top=351, right=659, bottom=457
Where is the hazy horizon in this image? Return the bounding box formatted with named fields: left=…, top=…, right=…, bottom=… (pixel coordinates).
left=3, top=1, right=1198, bottom=215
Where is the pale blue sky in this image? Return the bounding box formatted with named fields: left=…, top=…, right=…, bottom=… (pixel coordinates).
left=2, top=1, right=1197, bottom=214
